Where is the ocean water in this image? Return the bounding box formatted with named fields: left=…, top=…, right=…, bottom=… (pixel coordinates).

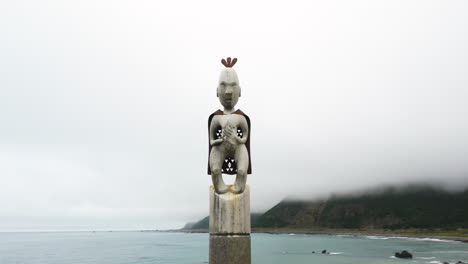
left=0, top=231, right=467, bottom=264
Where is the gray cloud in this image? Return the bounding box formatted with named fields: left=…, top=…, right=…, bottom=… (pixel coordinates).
left=1, top=0, right=467, bottom=230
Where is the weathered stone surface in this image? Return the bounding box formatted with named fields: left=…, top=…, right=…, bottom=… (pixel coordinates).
left=209, top=185, right=250, bottom=235
left=209, top=235, right=251, bottom=264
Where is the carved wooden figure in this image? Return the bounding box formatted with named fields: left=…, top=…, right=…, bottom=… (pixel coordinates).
left=208, top=57, right=251, bottom=194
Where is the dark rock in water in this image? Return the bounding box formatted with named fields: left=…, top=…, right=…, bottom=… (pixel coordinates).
left=322, top=250, right=327, bottom=254
left=456, top=261, right=467, bottom=264
left=394, top=250, right=412, bottom=259
left=312, top=251, right=315, bottom=253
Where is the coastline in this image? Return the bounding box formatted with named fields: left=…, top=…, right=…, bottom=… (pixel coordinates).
left=173, top=228, right=468, bottom=243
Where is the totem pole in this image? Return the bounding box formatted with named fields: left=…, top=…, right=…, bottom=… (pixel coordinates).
left=208, top=57, right=251, bottom=264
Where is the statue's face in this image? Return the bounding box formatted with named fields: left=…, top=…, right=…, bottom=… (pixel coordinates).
left=217, top=69, right=241, bottom=109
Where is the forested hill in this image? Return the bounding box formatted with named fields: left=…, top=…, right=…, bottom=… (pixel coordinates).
left=183, top=185, right=468, bottom=230
left=252, top=185, right=468, bottom=229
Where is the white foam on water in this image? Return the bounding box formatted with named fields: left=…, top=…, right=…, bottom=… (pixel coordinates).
left=336, top=234, right=353, bottom=237
left=329, top=252, right=343, bottom=255
left=399, top=237, right=454, bottom=243
left=365, top=235, right=455, bottom=243
left=428, top=251, right=468, bottom=254
left=416, top=257, right=436, bottom=259
left=366, top=235, right=390, bottom=240
left=426, top=261, right=443, bottom=264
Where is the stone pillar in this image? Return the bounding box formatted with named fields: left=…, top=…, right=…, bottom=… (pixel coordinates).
left=209, top=185, right=251, bottom=264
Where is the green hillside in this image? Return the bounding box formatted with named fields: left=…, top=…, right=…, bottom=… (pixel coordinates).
left=252, top=185, right=468, bottom=229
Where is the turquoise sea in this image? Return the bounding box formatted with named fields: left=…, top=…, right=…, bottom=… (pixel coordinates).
left=0, top=231, right=467, bottom=264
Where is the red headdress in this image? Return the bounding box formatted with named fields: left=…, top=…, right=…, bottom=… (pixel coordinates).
left=221, top=57, right=237, bottom=68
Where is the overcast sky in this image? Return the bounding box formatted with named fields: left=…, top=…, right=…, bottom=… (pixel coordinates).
left=1, top=0, right=467, bottom=231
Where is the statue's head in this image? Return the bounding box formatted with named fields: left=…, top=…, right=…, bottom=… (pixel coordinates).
left=217, top=57, right=240, bottom=109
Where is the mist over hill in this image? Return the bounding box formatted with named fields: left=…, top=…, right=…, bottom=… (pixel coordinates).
left=183, top=184, right=468, bottom=230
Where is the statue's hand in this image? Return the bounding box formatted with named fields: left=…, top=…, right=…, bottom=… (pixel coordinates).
left=223, top=126, right=238, bottom=145
left=223, top=125, right=233, bottom=137
left=226, top=136, right=237, bottom=145
left=211, top=138, right=224, bottom=146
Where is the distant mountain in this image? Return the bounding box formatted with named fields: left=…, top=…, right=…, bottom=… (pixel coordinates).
left=183, top=216, right=209, bottom=230
left=253, top=185, right=468, bottom=229
left=183, top=185, right=468, bottom=231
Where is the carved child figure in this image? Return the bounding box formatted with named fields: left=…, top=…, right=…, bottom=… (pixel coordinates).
left=208, top=58, right=251, bottom=194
